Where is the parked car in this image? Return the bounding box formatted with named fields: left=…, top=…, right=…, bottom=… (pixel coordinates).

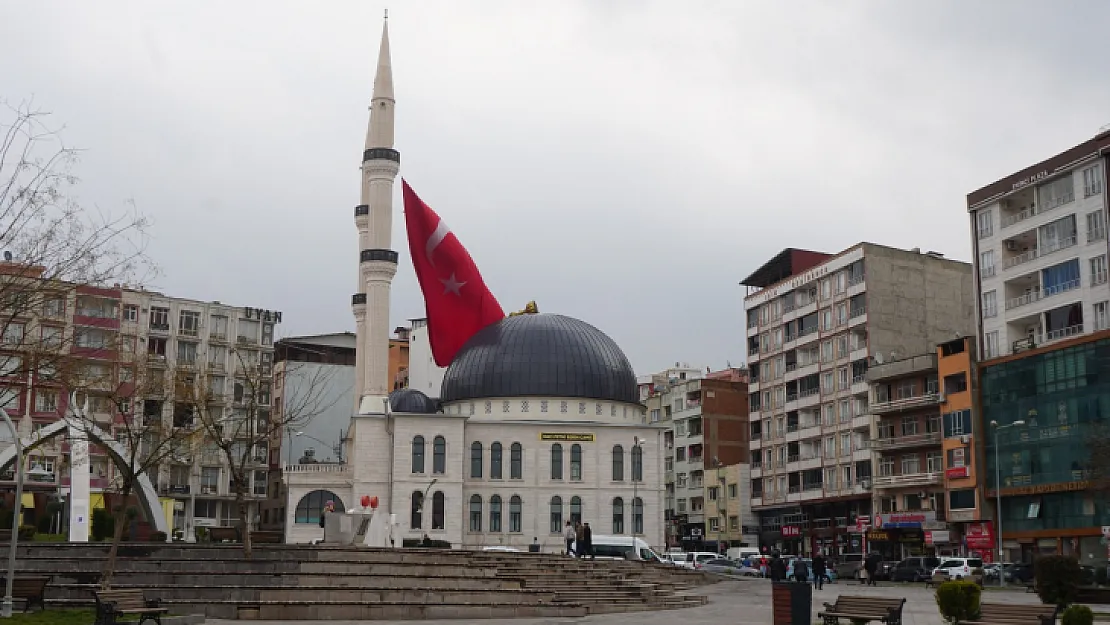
left=982, top=562, right=1013, bottom=582
left=786, top=558, right=837, bottom=583
left=1005, top=562, right=1034, bottom=584
left=700, top=558, right=761, bottom=576
left=874, top=560, right=899, bottom=581
left=889, top=557, right=941, bottom=582
left=682, top=551, right=723, bottom=570
left=834, top=553, right=865, bottom=579
left=933, top=557, right=984, bottom=580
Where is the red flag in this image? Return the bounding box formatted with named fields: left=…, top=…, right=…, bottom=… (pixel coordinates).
left=402, top=180, right=505, bottom=367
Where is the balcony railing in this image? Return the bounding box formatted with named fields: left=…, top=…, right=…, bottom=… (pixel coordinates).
left=1006, top=289, right=1041, bottom=310
left=867, top=431, right=942, bottom=451
left=848, top=274, right=866, bottom=287
left=872, top=471, right=943, bottom=488
left=1001, top=207, right=1036, bottom=229
left=1003, top=248, right=1038, bottom=270
left=870, top=393, right=940, bottom=414
left=1089, top=227, right=1106, bottom=244
left=1093, top=271, right=1108, bottom=287
left=1044, top=324, right=1084, bottom=343
left=850, top=306, right=866, bottom=319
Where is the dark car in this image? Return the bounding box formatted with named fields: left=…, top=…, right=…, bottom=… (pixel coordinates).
left=1006, top=563, right=1035, bottom=584
left=889, top=556, right=941, bottom=582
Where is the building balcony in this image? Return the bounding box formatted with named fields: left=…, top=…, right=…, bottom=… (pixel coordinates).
left=1005, top=278, right=1080, bottom=311
left=870, top=393, right=941, bottom=415
left=872, top=471, right=943, bottom=489
left=867, top=432, right=942, bottom=451
left=866, top=353, right=937, bottom=383
left=1089, top=226, right=1106, bottom=244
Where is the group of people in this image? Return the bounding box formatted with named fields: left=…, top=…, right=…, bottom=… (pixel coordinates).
left=563, top=520, right=594, bottom=558
left=742, top=551, right=829, bottom=589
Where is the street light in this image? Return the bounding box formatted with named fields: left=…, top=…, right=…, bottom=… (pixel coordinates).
left=632, top=436, right=644, bottom=553
left=0, top=407, right=23, bottom=618
left=990, top=418, right=1025, bottom=587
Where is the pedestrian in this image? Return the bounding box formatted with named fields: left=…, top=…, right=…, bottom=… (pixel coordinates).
left=812, top=552, right=827, bottom=590
left=563, top=520, right=576, bottom=556
left=759, top=556, right=769, bottom=578
left=769, top=551, right=786, bottom=582
left=864, top=552, right=880, bottom=586
left=575, top=522, right=585, bottom=559
left=318, top=500, right=335, bottom=529
left=582, top=522, right=594, bottom=560
left=793, top=557, right=809, bottom=583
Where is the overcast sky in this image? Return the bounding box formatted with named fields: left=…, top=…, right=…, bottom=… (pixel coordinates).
left=2, top=1, right=1107, bottom=375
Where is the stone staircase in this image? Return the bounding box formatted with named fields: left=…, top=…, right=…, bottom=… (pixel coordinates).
left=0, top=544, right=715, bottom=619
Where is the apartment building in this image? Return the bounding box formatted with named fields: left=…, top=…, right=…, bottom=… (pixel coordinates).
left=742, top=244, right=974, bottom=558
left=968, top=130, right=1110, bottom=360
left=0, top=277, right=282, bottom=538
left=706, top=462, right=759, bottom=550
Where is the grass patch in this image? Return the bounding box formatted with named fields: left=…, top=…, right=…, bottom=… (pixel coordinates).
left=31, top=534, right=66, bottom=543
left=7, top=609, right=95, bottom=624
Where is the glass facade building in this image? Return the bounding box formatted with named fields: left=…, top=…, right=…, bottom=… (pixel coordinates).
left=981, top=335, right=1110, bottom=563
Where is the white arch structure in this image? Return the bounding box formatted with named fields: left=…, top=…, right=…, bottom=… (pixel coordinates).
left=0, top=418, right=169, bottom=536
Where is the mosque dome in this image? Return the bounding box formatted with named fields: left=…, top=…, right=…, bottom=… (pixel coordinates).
left=389, top=388, right=438, bottom=414
left=440, top=314, right=638, bottom=405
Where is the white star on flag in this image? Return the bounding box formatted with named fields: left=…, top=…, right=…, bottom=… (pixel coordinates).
left=440, top=272, right=467, bottom=295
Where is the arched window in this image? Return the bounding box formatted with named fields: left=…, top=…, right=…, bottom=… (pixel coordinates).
left=470, top=442, right=483, bottom=478
left=410, top=491, right=423, bottom=529
left=549, top=496, right=563, bottom=534
left=631, top=445, right=643, bottom=482
left=510, top=443, right=522, bottom=479
left=550, top=444, right=563, bottom=480
left=632, top=497, right=644, bottom=535
left=432, top=491, right=445, bottom=529
left=570, top=496, right=582, bottom=524
left=411, top=436, right=425, bottom=474
left=433, top=436, right=446, bottom=474
left=469, top=494, right=482, bottom=532
left=489, top=495, right=502, bottom=532
left=612, top=497, right=624, bottom=534
left=294, top=490, right=345, bottom=524
left=509, top=495, right=522, bottom=533
left=612, top=445, right=624, bottom=481
left=570, top=444, right=582, bottom=481
left=490, top=442, right=503, bottom=479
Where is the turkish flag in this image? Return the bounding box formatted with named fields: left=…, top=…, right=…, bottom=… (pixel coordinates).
left=402, top=180, right=505, bottom=367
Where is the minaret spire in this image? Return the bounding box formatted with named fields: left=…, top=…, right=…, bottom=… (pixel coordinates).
left=352, top=13, right=401, bottom=411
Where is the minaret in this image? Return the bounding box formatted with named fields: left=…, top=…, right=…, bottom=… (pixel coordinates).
left=352, top=14, right=399, bottom=412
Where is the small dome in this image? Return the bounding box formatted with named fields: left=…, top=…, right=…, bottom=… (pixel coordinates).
left=440, top=314, right=638, bottom=405
left=389, top=388, right=438, bottom=414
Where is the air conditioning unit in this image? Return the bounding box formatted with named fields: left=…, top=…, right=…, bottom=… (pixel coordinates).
left=959, top=435, right=970, bottom=445
left=860, top=478, right=872, bottom=490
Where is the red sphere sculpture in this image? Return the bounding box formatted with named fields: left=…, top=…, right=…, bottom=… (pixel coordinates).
left=369, top=496, right=379, bottom=509
left=360, top=495, right=370, bottom=508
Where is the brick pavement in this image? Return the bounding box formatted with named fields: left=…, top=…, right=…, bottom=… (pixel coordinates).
left=209, top=578, right=1051, bottom=625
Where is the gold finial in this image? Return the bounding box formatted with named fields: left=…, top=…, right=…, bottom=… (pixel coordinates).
left=508, top=301, right=539, bottom=317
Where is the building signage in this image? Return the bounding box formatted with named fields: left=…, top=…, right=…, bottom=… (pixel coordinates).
left=852, top=516, right=870, bottom=533
left=945, top=466, right=970, bottom=479
left=867, top=531, right=891, bottom=541
left=926, top=530, right=950, bottom=545
left=243, top=307, right=282, bottom=323
left=781, top=526, right=801, bottom=537
left=745, top=247, right=864, bottom=305
left=988, top=480, right=1088, bottom=498
left=948, top=509, right=977, bottom=523
left=878, top=511, right=936, bottom=528
left=964, top=522, right=995, bottom=550
left=539, top=433, right=595, bottom=442
left=1012, top=170, right=1050, bottom=191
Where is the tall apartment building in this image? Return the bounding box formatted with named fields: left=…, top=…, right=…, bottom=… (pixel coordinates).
left=742, top=244, right=974, bottom=558
left=0, top=277, right=282, bottom=538
left=968, top=130, right=1110, bottom=360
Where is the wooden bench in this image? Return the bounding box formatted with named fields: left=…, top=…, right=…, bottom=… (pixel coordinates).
left=207, top=526, right=240, bottom=543
left=252, top=530, right=283, bottom=544
left=925, top=572, right=948, bottom=588
left=0, top=576, right=50, bottom=612
left=957, top=602, right=1055, bottom=625
left=819, top=595, right=907, bottom=625
left=93, top=588, right=168, bottom=625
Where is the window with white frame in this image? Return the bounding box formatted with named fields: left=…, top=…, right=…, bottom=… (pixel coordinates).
left=823, top=403, right=835, bottom=426
left=821, top=340, right=833, bottom=363
left=822, top=372, right=834, bottom=393
left=984, top=331, right=999, bottom=358
left=838, top=368, right=849, bottom=390
left=1039, top=175, right=1075, bottom=211
left=825, top=467, right=837, bottom=487
left=824, top=437, right=835, bottom=457
left=977, top=209, right=993, bottom=239
left=839, top=399, right=851, bottom=422
left=1083, top=163, right=1102, bottom=198
left=926, top=451, right=943, bottom=472
left=980, top=249, right=996, bottom=278
left=901, top=415, right=918, bottom=436
left=1096, top=302, right=1109, bottom=332
left=1088, top=210, right=1106, bottom=243
left=1091, top=255, right=1107, bottom=286
left=878, top=456, right=894, bottom=476
left=0, top=356, right=20, bottom=378
left=840, top=433, right=850, bottom=456
left=35, top=391, right=57, bottom=413
left=821, top=308, right=832, bottom=331
left=901, top=454, right=921, bottom=475
left=981, top=290, right=997, bottom=318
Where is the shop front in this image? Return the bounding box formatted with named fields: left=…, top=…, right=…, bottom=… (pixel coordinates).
left=680, top=522, right=706, bottom=552
left=780, top=525, right=804, bottom=556
left=872, top=512, right=940, bottom=559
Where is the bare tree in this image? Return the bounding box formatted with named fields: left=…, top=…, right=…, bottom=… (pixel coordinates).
left=181, top=351, right=336, bottom=557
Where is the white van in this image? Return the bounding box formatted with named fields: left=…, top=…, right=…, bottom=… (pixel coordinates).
left=727, top=547, right=761, bottom=562
left=579, top=535, right=663, bottom=562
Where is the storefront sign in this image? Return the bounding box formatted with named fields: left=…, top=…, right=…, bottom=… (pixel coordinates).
left=964, top=522, right=995, bottom=550
left=948, top=509, right=977, bottom=523
left=926, top=530, right=950, bottom=545
left=1012, top=170, right=1050, bottom=191
left=539, top=433, right=595, bottom=442
left=867, top=531, right=890, bottom=541
left=878, top=511, right=936, bottom=528
left=988, top=480, right=1088, bottom=498
left=781, top=526, right=801, bottom=537
left=852, top=516, right=870, bottom=533
left=945, top=466, right=970, bottom=479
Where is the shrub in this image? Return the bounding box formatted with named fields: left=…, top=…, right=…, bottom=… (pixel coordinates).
left=91, top=508, right=114, bottom=542
left=16, top=525, right=36, bottom=541
left=149, top=531, right=167, bottom=543
left=1062, top=604, right=1094, bottom=625
left=935, top=580, right=981, bottom=624
left=1035, top=555, right=1082, bottom=608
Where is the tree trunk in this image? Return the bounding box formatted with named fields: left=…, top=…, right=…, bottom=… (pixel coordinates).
left=237, top=481, right=252, bottom=559
left=101, top=483, right=132, bottom=590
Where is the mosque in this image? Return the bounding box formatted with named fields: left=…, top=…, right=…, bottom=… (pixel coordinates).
left=283, top=17, right=664, bottom=551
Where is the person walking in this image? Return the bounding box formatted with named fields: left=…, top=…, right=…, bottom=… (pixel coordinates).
left=582, top=522, right=594, bottom=560
left=563, top=521, right=576, bottom=556
left=812, top=552, right=827, bottom=590
left=769, top=551, right=786, bottom=582
left=792, top=558, right=809, bottom=583
left=863, top=552, right=880, bottom=586
left=574, top=522, right=585, bottom=559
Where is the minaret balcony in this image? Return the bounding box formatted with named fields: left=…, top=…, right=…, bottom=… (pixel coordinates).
left=362, top=147, right=400, bottom=163
left=352, top=293, right=367, bottom=305
left=354, top=205, right=369, bottom=217
left=360, top=249, right=399, bottom=264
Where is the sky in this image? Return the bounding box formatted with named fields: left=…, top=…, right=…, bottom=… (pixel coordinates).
left=2, top=0, right=1108, bottom=376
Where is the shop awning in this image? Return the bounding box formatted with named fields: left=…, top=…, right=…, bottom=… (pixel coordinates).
left=20, top=494, right=34, bottom=509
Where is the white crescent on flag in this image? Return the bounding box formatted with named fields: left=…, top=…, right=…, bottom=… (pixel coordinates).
left=425, top=219, right=451, bottom=267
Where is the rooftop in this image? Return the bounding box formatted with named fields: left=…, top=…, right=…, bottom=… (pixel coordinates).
left=739, top=248, right=830, bottom=289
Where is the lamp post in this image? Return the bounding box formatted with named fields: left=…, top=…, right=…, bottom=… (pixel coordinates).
left=0, top=407, right=23, bottom=618
left=632, top=436, right=644, bottom=553
left=990, top=418, right=1025, bottom=588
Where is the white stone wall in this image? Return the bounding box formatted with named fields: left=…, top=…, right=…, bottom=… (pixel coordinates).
left=406, top=321, right=446, bottom=399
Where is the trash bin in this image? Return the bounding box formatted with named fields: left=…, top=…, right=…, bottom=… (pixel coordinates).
left=772, top=581, right=812, bottom=625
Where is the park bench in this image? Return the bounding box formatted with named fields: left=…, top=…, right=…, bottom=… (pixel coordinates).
left=819, top=595, right=906, bottom=625
left=93, top=588, right=168, bottom=625
left=957, top=602, right=1055, bottom=625
left=925, top=572, right=948, bottom=588
left=0, top=529, right=10, bottom=542
left=207, top=526, right=240, bottom=543
left=252, top=530, right=283, bottom=544
left=0, top=575, right=50, bottom=612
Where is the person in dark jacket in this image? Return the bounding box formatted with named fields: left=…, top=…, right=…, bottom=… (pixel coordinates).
left=575, top=522, right=585, bottom=558
left=792, top=558, right=809, bottom=583
left=812, top=552, right=828, bottom=590
left=582, top=522, right=594, bottom=559
left=864, top=552, right=881, bottom=586
left=769, top=552, right=787, bottom=581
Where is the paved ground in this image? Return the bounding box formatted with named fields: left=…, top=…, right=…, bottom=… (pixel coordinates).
left=208, top=578, right=1064, bottom=625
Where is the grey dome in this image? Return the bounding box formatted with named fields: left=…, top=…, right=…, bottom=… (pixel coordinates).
left=389, top=388, right=438, bottom=414
left=440, top=314, right=638, bottom=404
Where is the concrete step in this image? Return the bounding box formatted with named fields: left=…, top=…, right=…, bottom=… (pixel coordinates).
left=45, top=584, right=554, bottom=606
left=45, top=570, right=522, bottom=590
